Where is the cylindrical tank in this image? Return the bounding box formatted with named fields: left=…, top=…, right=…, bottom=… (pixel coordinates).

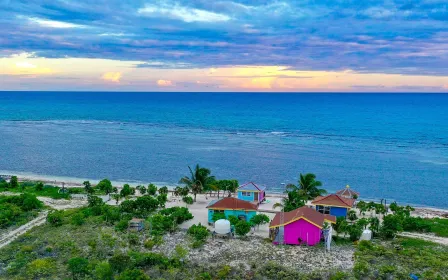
left=359, top=230, right=372, bottom=241
left=214, top=219, right=231, bottom=234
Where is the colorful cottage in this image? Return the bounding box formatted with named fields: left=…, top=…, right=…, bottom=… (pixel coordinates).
left=336, top=185, right=360, bottom=199
left=269, top=206, right=336, bottom=246
left=206, top=197, right=258, bottom=224
left=237, top=182, right=266, bottom=204
left=311, top=194, right=355, bottom=218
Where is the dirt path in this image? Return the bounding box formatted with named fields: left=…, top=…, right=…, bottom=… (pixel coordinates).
left=0, top=211, right=48, bottom=249
left=399, top=232, right=448, bottom=246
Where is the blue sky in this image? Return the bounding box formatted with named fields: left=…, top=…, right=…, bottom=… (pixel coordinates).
left=1, top=0, right=448, bottom=91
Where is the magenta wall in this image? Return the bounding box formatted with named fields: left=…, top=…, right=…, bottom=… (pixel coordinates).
left=283, top=218, right=322, bottom=246
left=259, top=191, right=265, bottom=202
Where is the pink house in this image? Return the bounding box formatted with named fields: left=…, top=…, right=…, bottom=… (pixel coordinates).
left=269, top=206, right=336, bottom=246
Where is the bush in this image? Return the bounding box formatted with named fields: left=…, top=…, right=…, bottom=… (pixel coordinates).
left=88, top=195, right=105, bottom=207
left=68, top=257, right=89, bottom=279
left=212, top=212, right=226, bottom=222
left=10, top=176, right=19, bottom=188
left=157, top=194, right=168, bottom=208
left=182, top=196, right=194, bottom=205
left=227, top=215, right=239, bottom=226
left=147, top=184, right=158, bottom=195
left=47, top=210, right=64, bottom=226
left=187, top=223, right=209, bottom=242
left=71, top=212, right=85, bottom=226
left=134, top=195, right=159, bottom=213
left=120, top=184, right=134, bottom=198
left=158, top=186, right=169, bottom=195
left=115, top=219, right=129, bottom=232
left=35, top=182, right=44, bottom=191
left=26, top=258, right=56, bottom=278
left=117, top=269, right=150, bottom=280
left=144, top=236, right=164, bottom=249
left=347, top=223, right=363, bottom=241
left=250, top=214, right=270, bottom=228
left=109, top=254, right=132, bottom=273
left=94, top=262, right=113, bottom=280
left=235, top=220, right=251, bottom=237
left=381, top=214, right=403, bottom=239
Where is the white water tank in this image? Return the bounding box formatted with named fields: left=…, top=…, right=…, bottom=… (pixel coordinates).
left=214, top=219, right=231, bottom=234
left=359, top=230, right=372, bottom=241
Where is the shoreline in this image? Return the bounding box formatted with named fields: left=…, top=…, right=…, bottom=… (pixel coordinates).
left=1, top=171, right=448, bottom=214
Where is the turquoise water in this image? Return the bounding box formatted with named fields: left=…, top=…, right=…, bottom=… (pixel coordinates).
left=0, top=92, right=447, bottom=208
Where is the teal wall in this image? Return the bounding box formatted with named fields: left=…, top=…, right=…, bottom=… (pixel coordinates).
left=237, top=191, right=255, bottom=202
left=208, top=209, right=257, bottom=223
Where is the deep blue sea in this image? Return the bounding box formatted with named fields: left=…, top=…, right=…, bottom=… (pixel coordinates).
left=0, top=92, right=447, bottom=208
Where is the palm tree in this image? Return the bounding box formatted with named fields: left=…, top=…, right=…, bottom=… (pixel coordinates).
left=273, top=184, right=306, bottom=212
left=179, top=164, right=215, bottom=202
left=298, top=173, right=326, bottom=200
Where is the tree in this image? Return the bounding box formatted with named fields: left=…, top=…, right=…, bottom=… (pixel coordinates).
left=83, top=181, right=94, bottom=194
left=158, top=186, right=168, bottom=195
left=112, top=194, right=120, bottom=204
left=117, top=269, right=150, bottom=280
left=273, top=184, right=307, bottom=212
left=147, top=184, right=157, bottom=196
left=380, top=214, right=403, bottom=239
left=187, top=223, right=209, bottom=242
left=214, top=179, right=239, bottom=198
left=9, top=176, right=19, bottom=189
left=357, top=218, right=370, bottom=229
left=348, top=210, right=358, bottom=222
left=298, top=173, right=326, bottom=200
left=157, top=194, right=168, bottom=208
left=35, top=182, right=44, bottom=191
left=71, top=213, right=85, bottom=226
left=47, top=210, right=64, bottom=226
left=174, top=186, right=189, bottom=197
left=137, top=185, right=147, bottom=195
left=235, top=220, right=251, bottom=237
left=68, top=257, right=89, bottom=280
left=94, top=262, right=113, bottom=280
left=135, top=195, right=159, bottom=213
left=108, top=254, right=131, bottom=273
left=88, top=195, right=105, bottom=207
left=369, top=217, right=380, bottom=236
left=182, top=196, right=194, bottom=205
left=250, top=214, right=270, bottom=230
left=179, top=164, right=215, bottom=202
left=333, top=216, right=348, bottom=237
left=97, top=179, right=113, bottom=195
left=347, top=223, right=363, bottom=241
left=120, top=184, right=133, bottom=198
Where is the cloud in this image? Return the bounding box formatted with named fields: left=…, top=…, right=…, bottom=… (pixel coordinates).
left=26, top=17, right=86, bottom=28
left=102, top=72, right=122, bottom=82
left=15, top=62, right=36, bottom=68
left=138, top=3, right=230, bottom=22
left=157, top=79, right=173, bottom=86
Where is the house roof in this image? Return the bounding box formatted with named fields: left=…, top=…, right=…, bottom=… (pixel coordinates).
left=311, top=194, right=355, bottom=208
left=336, top=185, right=360, bottom=198
left=269, top=206, right=336, bottom=229
left=238, top=182, right=266, bottom=192
left=206, top=197, right=258, bottom=211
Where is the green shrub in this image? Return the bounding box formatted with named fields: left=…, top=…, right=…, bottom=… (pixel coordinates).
left=227, top=215, right=239, bottom=226
left=68, top=257, right=90, bottom=279
left=128, top=233, right=140, bottom=246
left=212, top=212, right=226, bottom=222
left=115, top=219, right=129, bottom=232
left=26, top=258, right=56, bottom=278
left=47, top=210, right=64, bottom=226
left=147, top=183, right=158, bottom=196
left=235, top=220, right=251, bottom=237
left=109, top=254, right=132, bottom=273
left=94, top=261, right=113, bottom=280
left=117, top=269, right=150, bottom=280
left=182, top=196, right=194, bottom=205
left=71, top=212, right=85, bottom=226
left=158, top=186, right=168, bottom=195
left=187, top=223, right=209, bottom=242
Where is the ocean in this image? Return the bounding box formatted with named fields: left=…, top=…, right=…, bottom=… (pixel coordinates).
left=0, top=91, right=447, bottom=208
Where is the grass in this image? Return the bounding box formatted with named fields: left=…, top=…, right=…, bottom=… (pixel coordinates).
left=429, top=218, right=448, bottom=237
left=0, top=184, right=70, bottom=199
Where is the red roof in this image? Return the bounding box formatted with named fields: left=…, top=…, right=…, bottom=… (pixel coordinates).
left=270, top=206, right=336, bottom=228
left=311, top=194, right=355, bottom=208
left=206, top=197, right=258, bottom=211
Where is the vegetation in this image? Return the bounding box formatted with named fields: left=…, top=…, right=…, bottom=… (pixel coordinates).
left=0, top=194, right=43, bottom=229
left=298, top=173, right=326, bottom=200
left=210, top=179, right=239, bottom=198
left=273, top=183, right=307, bottom=212
left=235, top=220, right=251, bottom=236
left=187, top=223, right=209, bottom=245
left=0, top=180, right=70, bottom=199
left=96, top=179, right=113, bottom=195
left=147, top=184, right=158, bottom=196
left=179, top=164, right=215, bottom=202
left=250, top=214, right=270, bottom=230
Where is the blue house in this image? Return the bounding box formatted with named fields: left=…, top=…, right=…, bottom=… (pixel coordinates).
left=311, top=194, right=355, bottom=218
left=237, top=182, right=266, bottom=204
left=206, top=197, right=259, bottom=224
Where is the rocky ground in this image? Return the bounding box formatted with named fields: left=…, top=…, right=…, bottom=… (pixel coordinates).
left=153, top=231, right=355, bottom=273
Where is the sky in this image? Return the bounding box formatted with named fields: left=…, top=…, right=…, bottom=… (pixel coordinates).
left=1, top=0, right=448, bottom=92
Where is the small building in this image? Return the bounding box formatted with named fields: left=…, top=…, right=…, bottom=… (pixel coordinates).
left=129, top=218, right=144, bottom=232
left=237, top=182, right=266, bottom=204
left=269, top=206, right=336, bottom=246
left=336, top=185, right=360, bottom=199
left=311, top=194, right=355, bottom=218
left=206, top=197, right=258, bottom=224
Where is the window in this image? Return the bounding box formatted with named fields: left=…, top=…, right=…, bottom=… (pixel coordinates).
left=317, top=205, right=330, bottom=214
left=214, top=210, right=224, bottom=214
left=241, top=191, right=251, bottom=196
